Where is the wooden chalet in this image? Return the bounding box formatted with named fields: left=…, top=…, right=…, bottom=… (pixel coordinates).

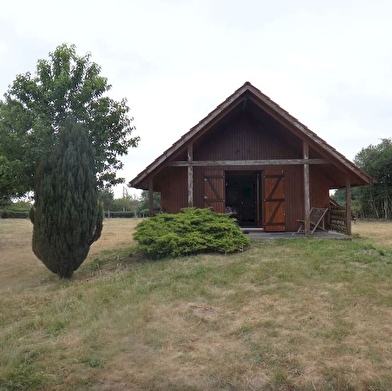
left=129, top=82, right=374, bottom=236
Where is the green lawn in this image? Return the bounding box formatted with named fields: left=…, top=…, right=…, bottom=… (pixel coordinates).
left=1, top=220, right=392, bottom=390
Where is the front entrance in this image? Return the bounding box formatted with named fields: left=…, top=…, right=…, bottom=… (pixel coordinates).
left=225, top=171, right=259, bottom=227
left=202, top=169, right=286, bottom=231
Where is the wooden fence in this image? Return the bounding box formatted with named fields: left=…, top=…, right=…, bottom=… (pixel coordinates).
left=329, top=206, right=348, bottom=234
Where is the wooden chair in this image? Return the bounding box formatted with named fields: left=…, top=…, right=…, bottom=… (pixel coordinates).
left=297, top=207, right=328, bottom=234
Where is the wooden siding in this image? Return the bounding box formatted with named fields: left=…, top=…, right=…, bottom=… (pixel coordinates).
left=196, top=165, right=299, bottom=231
left=130, top=82, right=373, bottom=192
left=283, top=165, right=330, bottom=230
left=283, top=165, right=303, bottom=231
left=310, top=166, right=330, bottom=208
left=154, top=113, right=331, bottom=231
left=193, top=110, right=302, bottom=162
left=154, top=167, right=187, bottom=213
left=193, top=164, right=329, bottom=231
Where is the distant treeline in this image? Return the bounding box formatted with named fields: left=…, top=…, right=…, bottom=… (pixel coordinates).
left=0, top=201, right=30, bottom=218
left=332, top=138, right=392, bottom=220
left=104, top=211, right=139, bottom=218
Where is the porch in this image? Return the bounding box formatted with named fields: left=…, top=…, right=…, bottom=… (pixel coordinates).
left=241, top=228, right=351, bottom=241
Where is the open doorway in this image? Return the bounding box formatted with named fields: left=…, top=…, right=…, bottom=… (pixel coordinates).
left=225, top=171, right=260, bottom=227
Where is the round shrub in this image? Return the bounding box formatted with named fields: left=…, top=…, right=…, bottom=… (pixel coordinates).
left=133, top=207, right=250, bottom=259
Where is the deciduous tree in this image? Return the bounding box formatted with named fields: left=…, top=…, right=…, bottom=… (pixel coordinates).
left=0, top=43, right=139, bottom=194
left=354, top=138, right=392, bottom=219
left=112, top=193, right=141, bottom=213
left=0, top=118, right=30, bottom=199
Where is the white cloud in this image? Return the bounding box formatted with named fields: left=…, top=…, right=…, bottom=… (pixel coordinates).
left=1, top=0, right=392, bottom=198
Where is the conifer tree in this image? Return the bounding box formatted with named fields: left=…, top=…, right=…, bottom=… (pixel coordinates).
left=30, top=119, right=103, bottom=279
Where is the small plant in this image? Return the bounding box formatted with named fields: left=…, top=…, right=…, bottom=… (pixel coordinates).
left=133, top=207, right=250, bottom=259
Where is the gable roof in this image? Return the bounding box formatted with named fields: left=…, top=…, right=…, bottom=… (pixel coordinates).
left=130, top=81, right=374, bottom=189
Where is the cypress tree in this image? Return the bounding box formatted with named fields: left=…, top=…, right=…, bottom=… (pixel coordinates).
left=30, top=119, right=103, bottom=279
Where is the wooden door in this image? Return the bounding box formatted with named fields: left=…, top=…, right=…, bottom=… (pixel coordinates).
left=263, top=169, right=286, bottom=231
left=203, top=170, right=225, bottom=213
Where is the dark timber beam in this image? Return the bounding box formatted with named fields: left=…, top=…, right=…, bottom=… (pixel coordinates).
left=169, top=158, right=328, bottom=167
left=187, top=144, right=193, bottom=206
left=148, top=177, right=154, bottom=217
left=346, top=177, right=352, bottom=236
left=303, top=141, right=311, bottom=236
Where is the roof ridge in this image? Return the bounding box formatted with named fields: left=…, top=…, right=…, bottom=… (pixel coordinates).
left=130, top=82, right=374, bottom=188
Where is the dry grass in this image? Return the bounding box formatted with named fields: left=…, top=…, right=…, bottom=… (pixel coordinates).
left=1, top=219, right=392, bottom=390
left=0, top=218, right=140, bottom=289
left=353, top=219, right=392, bottom=249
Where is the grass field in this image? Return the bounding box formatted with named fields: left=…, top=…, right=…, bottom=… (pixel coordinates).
left=1, top=219, right=392, bottom=390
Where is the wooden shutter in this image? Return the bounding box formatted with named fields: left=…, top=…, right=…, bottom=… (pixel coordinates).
left=263, top=169, right=286, bottom=231
left=203, top=170, right=225, bottom=213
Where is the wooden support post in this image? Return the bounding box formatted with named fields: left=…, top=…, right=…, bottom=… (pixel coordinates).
left=187, top=144, right=193, bottom=207
left=148, top=178, right=154, bottom=217
left=345, top=177, right=352, bottom=236
left=303, top=141, right=311, bottom=236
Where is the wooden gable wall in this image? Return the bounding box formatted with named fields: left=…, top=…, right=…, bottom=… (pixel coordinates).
left=153, top=107, right=331, bottom=231
left=193, top=107, right=302, bottom=161
left=131, top=82, right=373, bottom=235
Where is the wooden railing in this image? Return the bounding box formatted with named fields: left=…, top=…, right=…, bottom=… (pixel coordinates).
left=329, top=206, right=347, bottom=234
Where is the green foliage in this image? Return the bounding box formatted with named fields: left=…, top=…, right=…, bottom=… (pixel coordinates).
left=30, top=119, right=103, bottom=279
left=133, top=207, right=250, bottom=259
left=354, top=138, right=392, bottom=219
left=0, top=156, right=29, bottom=200
left=331, top=188, right=362, bottom=218
left=111, top=193, right=140, bottom=212
left=0, top=43, right=139, bottom=195
left=104, top=211, right=136, bottom=218
left=98, top=188, right=114, bottom=211
left=138, top=190, right=161, bottom=213
left=2, top=220, right=392, bottom=390
left=0, top=109, right=32, bottom=198
left=1, top=200, right=31, bottom=218
left=331, top=188, right=347, bottom=205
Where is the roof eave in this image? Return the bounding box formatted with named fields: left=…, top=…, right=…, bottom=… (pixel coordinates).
left=130, top=83, right=252, bottom=188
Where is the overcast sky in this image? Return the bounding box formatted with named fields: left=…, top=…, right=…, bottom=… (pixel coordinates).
left=1, top=0, right=391, bottom=197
